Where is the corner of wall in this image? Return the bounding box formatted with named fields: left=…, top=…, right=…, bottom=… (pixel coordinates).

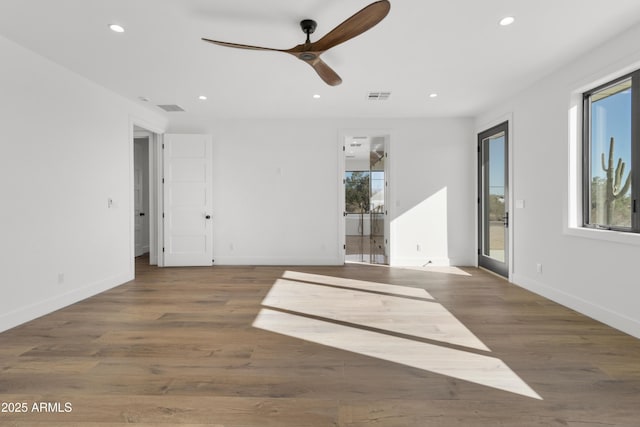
left=511, top=273, right=640, bottom=339
left=0, top=271, right=133, bottom=334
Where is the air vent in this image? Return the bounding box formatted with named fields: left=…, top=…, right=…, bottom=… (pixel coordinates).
left=157, top=104, right=185, bottom=112
left=367, top=91, right=391, bottom=101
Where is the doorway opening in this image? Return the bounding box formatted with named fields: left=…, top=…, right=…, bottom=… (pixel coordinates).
left=132, top=125, right=162, bottom=268
left=134, top=135, right=150, bottom=258
left=343, top=134, right=389, bottom=265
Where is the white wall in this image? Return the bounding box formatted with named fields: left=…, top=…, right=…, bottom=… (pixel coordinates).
left=167, top=117, right=475, bottom=267
left=390, top=119, right=475, bottom=266
left=0, top=35, right=166, bottom=332
left=476, top=23, right=640, bottom=338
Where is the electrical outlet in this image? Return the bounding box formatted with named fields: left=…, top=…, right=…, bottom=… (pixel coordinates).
left=536, top=263, right=542, bottom=274
left=416, top=244, right=421, bottom=252
left=57, top=273, right=65, bottom=284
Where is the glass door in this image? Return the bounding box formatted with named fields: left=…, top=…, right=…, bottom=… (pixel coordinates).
left=478, top=122, right=509, bottom=277
left=345, top=170, right=370, bottom=262
left=369, top=155, right=386, bottom=264
left=344, top=136, right=388, bottom=265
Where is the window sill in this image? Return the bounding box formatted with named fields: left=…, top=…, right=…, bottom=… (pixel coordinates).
left=565, top=226, right=640, bottom=246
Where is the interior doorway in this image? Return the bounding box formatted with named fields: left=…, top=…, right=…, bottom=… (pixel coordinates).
left=342, top=134, right=389, bottom=265
left=134, top=136, right=150, bottom=257
left=132, top=125, right=162, bottom=267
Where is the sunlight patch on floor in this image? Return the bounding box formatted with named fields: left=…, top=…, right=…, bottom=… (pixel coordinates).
left=264, top=278, right=489, bottom=351
left=343, top=262, right=473, bottom=276
left=282, top=270, right=433, bottom=299
left=253, top=308, right=541, bottom=400
left=254, top=271, right=542, bottom=400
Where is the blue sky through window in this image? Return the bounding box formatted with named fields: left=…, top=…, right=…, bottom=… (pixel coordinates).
left=489, top=135, right=505, bottom=197
left=591, top=87, right=632, bottom=179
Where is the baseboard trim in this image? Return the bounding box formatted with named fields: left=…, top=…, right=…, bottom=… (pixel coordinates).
left=511, top=273, right=640, bottom=339
left=0, top=271, right=133, bottom=333
left=213, top=256, right=343, bottom=266
left=390, top=257, right=452, bottom=267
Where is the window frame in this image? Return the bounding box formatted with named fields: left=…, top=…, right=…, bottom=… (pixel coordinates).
left=582, top=69, right=640, bottom=233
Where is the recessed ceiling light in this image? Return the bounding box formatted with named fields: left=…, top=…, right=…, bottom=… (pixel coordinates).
left=499, top=16, right=515, bottom=26
left=198, top=95, right=207, bottom=100
left=313, top=94, right=321, bottom=99
left=109, top=24, right=125, bottom=33
left=429, top=93, right=438, bottom=98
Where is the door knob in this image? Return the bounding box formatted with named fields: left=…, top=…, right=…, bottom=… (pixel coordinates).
left=139, top=212, right=145, bottom=216
left=205, top=214, right=211, bottom=219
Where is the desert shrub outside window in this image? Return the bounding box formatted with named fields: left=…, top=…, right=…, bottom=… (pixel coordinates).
left=583, top=70, right=639, bottom=232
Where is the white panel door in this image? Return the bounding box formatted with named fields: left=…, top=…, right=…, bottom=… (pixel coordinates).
left=163, top=134, right=213, bottom=266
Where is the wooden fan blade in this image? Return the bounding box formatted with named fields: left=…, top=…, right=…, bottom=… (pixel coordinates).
left=311, top=0, right=390, bottom=52
left=202, top=38, right=286, bottom=52
left=304, top=57, right=342, bottom=86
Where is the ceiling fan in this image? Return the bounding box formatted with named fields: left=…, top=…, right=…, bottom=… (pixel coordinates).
left=202, top=1, right=391, bottom=86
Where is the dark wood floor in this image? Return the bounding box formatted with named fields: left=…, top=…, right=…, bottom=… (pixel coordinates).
left=1, top=258, right=639, bottom=426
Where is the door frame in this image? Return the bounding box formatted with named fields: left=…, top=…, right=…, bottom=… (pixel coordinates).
left=476, top=117, right=513, bottom=279
left=338, top=129, right=393, bottom=265
left=130, top=119, right=165, bottom=271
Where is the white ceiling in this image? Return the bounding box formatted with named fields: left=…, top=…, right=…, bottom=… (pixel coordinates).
left=2, top=0, right=640, bottom=120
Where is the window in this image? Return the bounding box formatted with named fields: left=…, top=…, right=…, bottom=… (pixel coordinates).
left=345, top=170, right=386, bottom=215
left=583, top=70, right=639, bottom=232
left=345, top=171, right=370, bottom=214
left=370, top=171, right=385, bottom=213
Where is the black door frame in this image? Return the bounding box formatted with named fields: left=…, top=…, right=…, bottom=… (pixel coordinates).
left=478, top=121, right=509, bottom=278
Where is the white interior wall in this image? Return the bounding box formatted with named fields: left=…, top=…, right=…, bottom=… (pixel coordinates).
left=476, top=23, right=640, bottom=338
left=0, top=35, right=166, bottom=333
left=390, top=119, right=475, bottom=266
left=168, top=117, right=475, bottom=267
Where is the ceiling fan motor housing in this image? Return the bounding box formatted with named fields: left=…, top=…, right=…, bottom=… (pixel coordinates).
left=300, top=19, right=317, bottom=35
